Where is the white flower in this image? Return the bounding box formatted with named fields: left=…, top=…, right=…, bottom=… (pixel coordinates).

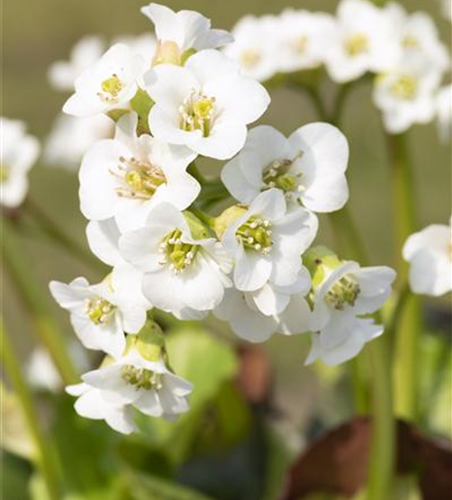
left=385, top=4, right=449, bottom=74
left=221, top=124, right=349, bottom=213
left=373, top=54, right=442, bottom=134
left=144, top=49, right=270, bottom=159
left=113, top=33, right=157, bottom=62
left=306, top=317, right=383, bottom=366
left=67, top=345, right=193, bottom=434
left=276, top=10, right=336, bottom=74
left=436, top=84, right=452, bottom=143
left=119, top=202, right=232, bottom=314
left=403, top=218, right=452, bottom=297
left=48, top=36, right=106, bottom=91
left=223, top=15, right=280, bottom=82
left=324, top=0, right=399, bottom=83
left=0, top=117, right=40, bottom=208
left=141, top=3, right=232, bottom=55
left=221, top=189, right=318, bottom=292
left=49, top=266, right=148, bottom=357
left=310, top=260, right=396, bottom=334
left=66, top=382, right=137, bottom=434
left=214, top=271, right=312, bottom=343
left=86, top=218, right=125, bottom=267
left=63, top=43, right=146, bottom=117
left=44, top=113, right=113, bottom=170
left=79, top=112, right=199, bottom=232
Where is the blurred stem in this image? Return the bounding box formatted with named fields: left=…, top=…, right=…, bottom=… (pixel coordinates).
left=385, top=132, right=421, bottom=421
left=2, top=215, right=78, bottom=385
left=24, top=198, right=99, bottom=270
left=367, top=333, right=395, bottom=500
left=190, top=206, right=215, bottom=227
left=1, top=320, right=61, bottom=500
left=292, top=79, right=396, bottom=496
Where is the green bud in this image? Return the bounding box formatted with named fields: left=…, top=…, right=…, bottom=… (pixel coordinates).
left=133, top=320, right=166, bottom=362
left=304, top=245, right=342, bottom=288
left=183, top=211, right=210, bottom=240
left=213, top=205, right=247, bottom=240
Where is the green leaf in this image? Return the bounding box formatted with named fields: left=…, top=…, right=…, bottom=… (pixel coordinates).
left=136, top=326, right=238, bottom=465
left=130, top=89, right=153, bottom=135
left=126, top=471, right=216, bottom=500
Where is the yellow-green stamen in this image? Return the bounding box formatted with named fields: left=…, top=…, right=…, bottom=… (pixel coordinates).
left=121, top=365, right=163, bottom=391
left=159, top=229, right=198, bottom=273
left=180, top=90, right=216, bottom=137
left=86, top=297, right=116, bottom=325
left=344, top=34, right=368, bottom=56
left=236, top=215, right=273, bottom=254
left=390, top=75, right=418, bottom=100
left=325, top=275, right=361, bottom=310
left=113, top=156, right=166, bottom=200
left=262, top=154, right=304, bottom=195
left=98, top=74, right=124, bottom=103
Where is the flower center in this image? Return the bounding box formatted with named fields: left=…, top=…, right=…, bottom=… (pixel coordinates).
left=325, top=275, right=361, bottom=310
left=240, top=50, right=261, bottom=69
left=344, top=34, right=368, bottom=57
left=262, top=154, right=304, bottom=194
left=121, top=365, right=163, bottom=391
left=180, top=90, right=216, bottom=137
left=85, top=296, right=116, bottom=325
left=0, top=164, right=10, bottom=183
left=112, top=156, right=166, bottom=200
left=290, top=36, right=308, bottom=55
left=390, top=75, right=418, bottom=100
left=159, top=229, right=198, bottom=273
left=236, top=215, right=272, bottom=254
left=98, top=74, right=124, bottom=103
left=402, top=35, right=419, bottom=49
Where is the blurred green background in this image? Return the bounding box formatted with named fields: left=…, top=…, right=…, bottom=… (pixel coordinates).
left=2, top=1, right=451, bottom=499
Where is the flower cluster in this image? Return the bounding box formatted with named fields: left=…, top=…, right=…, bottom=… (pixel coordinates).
left=50, top=3, right=396, bottom=434
left=225, top=0, right=451, bottom=134
left=0, top=117, right=40, bottom=208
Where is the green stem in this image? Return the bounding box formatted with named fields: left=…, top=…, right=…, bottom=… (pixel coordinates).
left=1, top=320, right=61, bottom=500
left=290, top=79, right=396, bottom=497
left=187, top=161, right=207, bottom=185
left=385, top=132, right=421, bottom=421
left=190, top=206, right=214, bottom=227
left=367, top=333, right=395, bottom=500
left=24, top=198, right=99, bottom=270
left=2, top=216, right=78, bottom=385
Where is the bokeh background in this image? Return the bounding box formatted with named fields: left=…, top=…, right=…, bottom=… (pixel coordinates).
left=2, top=1, right=451, bottom=499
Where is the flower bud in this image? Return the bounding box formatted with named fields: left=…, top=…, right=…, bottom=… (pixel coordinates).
left=213, top=205, right=247, bottom=240
left=303, top=245, right=342, bottom=288
left=152, top=41, right=182, bottom=66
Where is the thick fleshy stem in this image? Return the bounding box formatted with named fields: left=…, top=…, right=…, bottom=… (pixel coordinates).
left=1, top=319, right=62, bottom=500
left=2, top=215, right=78, bottom=385
left=386, top=132, right=422, bottom=421
left=286, top=78, right=396, bottom=499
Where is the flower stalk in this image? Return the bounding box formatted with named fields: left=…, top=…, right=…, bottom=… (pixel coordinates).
left=1, top=320, right=62, bottom=500
left=2, top=216, right=78, bottom=385
left=386, top=132, right=422, bottom=421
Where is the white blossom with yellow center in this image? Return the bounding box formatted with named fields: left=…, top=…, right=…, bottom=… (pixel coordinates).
left=0, top=117, right=40, bottom=208
left=221, top=124, right=349, bottom=213
left=50, top=266, right=149, bottom=358
left=66, top=347, right=193, bottom=434
left=119, top=202, right=232, bottom=314
left=144, top=49, right=270, bottom=160
left=79, top=112, right=199, bottom=232
left=63, top=43, right=146, bottom=117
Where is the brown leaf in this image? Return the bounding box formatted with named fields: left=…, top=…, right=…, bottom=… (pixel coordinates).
left=280, top=417, right=452, bottom=500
